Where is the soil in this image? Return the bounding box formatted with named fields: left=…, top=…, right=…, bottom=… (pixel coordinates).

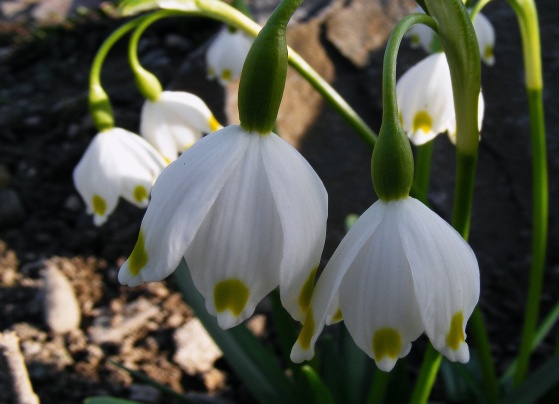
left=1, top=0, right=558, bottom=403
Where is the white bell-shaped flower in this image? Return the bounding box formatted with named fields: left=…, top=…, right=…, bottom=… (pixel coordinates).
left=140, top=91, right=221, bottom=163
left=119, top=125, right=328, bottom=329
left=206, top=27, right=253, bottom=86
left=397, top=52, right=485, bottom=145
left=73, top=127, right=166, bottom=226
left=472, top=12, right=496, bottom=66
left=291, top=197, right=479, bottom=372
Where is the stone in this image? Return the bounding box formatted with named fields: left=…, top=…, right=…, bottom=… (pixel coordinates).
left=173, top=318, right=222, bottom=375
left=41, top=262, right=81, bottom=334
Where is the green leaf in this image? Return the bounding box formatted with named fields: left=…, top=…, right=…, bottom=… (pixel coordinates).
left=84, top=398, right=141, bottom=404
left=173, top=260, right=298, bottom=404
left=501, top=355, right=559, bottom=404
left=299, top=365, right=336, bottom=404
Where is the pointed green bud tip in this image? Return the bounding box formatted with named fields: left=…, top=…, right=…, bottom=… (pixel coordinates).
left=238, top=0, right=302, bottom=134
left=371, top=120, right=414, bottom=201
left=89, top=84, right=114, bottom=131
left=135, top=67, right=162, bottom=102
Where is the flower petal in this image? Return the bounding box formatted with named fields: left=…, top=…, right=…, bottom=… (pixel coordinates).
left=185, top=134, right=283, bottom=329
left=290, top=201, right=385, bottom=363
left=397, top=53, right=455, bottom=145
left=339, top=200, right=424, bottom=372
left=118, top=126, right=250, bottom=287
left=398, top=198, right=479, bottom=363
left=260, top=133, right=328, bottom=322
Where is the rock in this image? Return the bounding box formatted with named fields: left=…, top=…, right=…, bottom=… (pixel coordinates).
left=41, top=261, right=81, bottom=334
left=173, top=318, right=222, bottom=375
left=129, top=384, right=161, bottom=403
left=87, top=297, right=159, bottom=344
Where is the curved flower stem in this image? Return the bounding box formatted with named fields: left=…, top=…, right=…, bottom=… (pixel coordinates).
left=119, top=0, right=377, bottom=148
left=470, top=0, right=493, bottom=21
left=413, top=141, right=435, bottom=204
left=88, top=15, right=148, bottom=131
left=508, top=0, right=548, bottom=386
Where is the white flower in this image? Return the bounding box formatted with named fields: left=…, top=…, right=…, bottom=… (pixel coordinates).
left=397, top=52, right=485, bottom=145
left=473, top=12, right=496, bottom=66
left=291, top=197, right=479, bottom=372
left=119, top=125, right=328, bottom=329
left=206, top=27, right=253, bottom=86
left=140, top=91, right=221, bottom=163
left=73, top=127, right=166, bottom=226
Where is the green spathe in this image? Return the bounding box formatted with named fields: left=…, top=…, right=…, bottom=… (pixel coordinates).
left=89, top=84, right=114, bottom=131
left=371, top=119, right=414, bottom=201
left=237, top=0, right=302, bottom=134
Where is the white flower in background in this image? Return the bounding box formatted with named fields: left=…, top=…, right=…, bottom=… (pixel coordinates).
left=473, top=11, right=496, bottom=66
left=406, top=8, right=496, bottom=66
left=73, top=128, right=166, bottom=226
left=396, top=52, right=485, bottom=145
left=206, top=27, right=253, bottom=86
left=140, top=91, right=222, bottom=163
left=119, top=125, right=328, bottom=329
left=291, top=197, right=479, bottom=372
left=406, top=21, right=434, bottom=52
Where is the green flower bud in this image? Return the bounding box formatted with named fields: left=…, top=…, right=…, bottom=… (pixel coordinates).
left=134, top=66, right=162, bottom=102
left=238, top=0, right=302, bottom=134
left=371, top=119, right=414, bottom=201
left=89, top=84, right=114, bottom=131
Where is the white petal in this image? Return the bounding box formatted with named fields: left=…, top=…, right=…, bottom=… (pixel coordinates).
left=290, top=201, right=385, bottom=363
left=339, top=200, right=424, bottom=372
left=398, top=198, right=479, bottom=363
left=473, top=12, right=496, bottom=66
left=206, top=28, right=252, bottom=86
left=140, top=91, right=219, bottom=162
left=397, top=53, right=455, bottom=145
left=186, top=134, right=283, bottom=329
left=260, top=133, right=328, bottom=322
left=406, top=23, right=434, bottom=53
left=72, top=129, right=125, bottom=225
left=118, top=126, right=249, bottom=287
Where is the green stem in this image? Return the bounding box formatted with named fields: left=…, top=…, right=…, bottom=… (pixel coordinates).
left=413, top=141, right=434, bottom=204
left=507, top=0, right=548, bottom=385
left=470, top=0, right=493, bottom=21
left=366, top=368, right=391, bottom=404
left=88, top=15, right=148, bottom=131
left=128, top=11, right=186, bottom=100
left=470, top=307, right=499, bottom=402
left=409, top=344, right=442, bottom=404
left=514, top=88, right=548, bottom=384
left=119, top=0, right=377, bottom=147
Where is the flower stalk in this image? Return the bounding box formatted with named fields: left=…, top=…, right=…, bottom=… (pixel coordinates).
left=507, top=0, right=548, bottom=385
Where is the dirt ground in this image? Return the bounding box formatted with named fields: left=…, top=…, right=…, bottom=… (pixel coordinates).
left=1, top=0, right=558, bottom=403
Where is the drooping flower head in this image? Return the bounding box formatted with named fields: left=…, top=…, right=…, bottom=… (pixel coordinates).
left=119, top=0, right=327, bottom=329
left=119, top=125, right=327, bottom=328
left=396, top=52, right=485, bottom=145
left=206, top=27, right=253, bottom=86
left=140, top=91, right=221, bottom=163
left=292, top=15, right=480, bottom=369
left=291, top=196, right=480, bottom=371
left=73, top=127, right=166, bottom=226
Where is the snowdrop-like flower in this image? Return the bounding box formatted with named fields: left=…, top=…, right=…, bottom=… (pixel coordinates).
left=473, top=12, right=496, bottom=66
left=119, top=125, right=328, bottom=329
left=73, top=127, right=166, bottom=226
left=206, top=27, right=253, bottom=86
left=291, top=197, right=479, bottom=372
left=140, top=91, right=222, bottom=163
left=397, top=52, right=484, bottom=145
